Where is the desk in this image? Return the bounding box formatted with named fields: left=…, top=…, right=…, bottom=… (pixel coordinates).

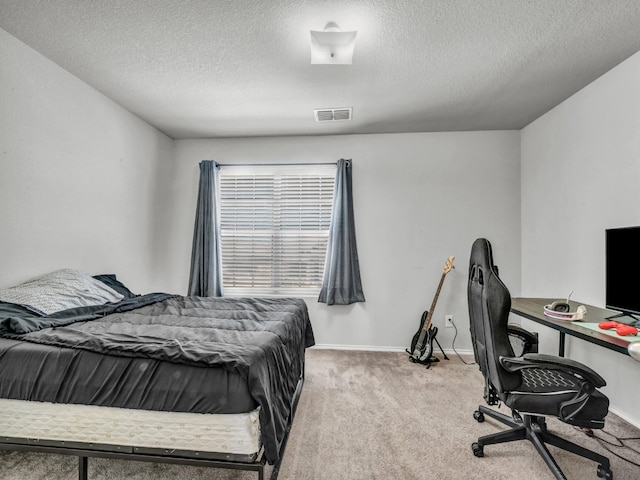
left=511, top=297, right=632, bottom=357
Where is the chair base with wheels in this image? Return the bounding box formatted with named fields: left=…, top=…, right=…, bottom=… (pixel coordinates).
left=471, top=406, right=612, bottom=480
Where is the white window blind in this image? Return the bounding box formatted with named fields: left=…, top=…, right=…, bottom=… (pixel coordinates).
left=219, top=165, right=336, bottom=296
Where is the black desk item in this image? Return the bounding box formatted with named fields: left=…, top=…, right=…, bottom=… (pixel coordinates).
left=467, top=238, right=612, bottom=480
left=511, top=297, right=632, bottom=357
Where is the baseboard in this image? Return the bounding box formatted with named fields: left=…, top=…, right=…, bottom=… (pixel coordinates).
left=609, top=406, right=640, bottom=430
left=444, top=348, right=474, bottom=356
left=312, top=344, right=406, bottom=352
left=312, top=344, right=475, bottom=356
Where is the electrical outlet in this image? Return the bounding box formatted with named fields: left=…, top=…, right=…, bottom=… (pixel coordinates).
left=445, top=315, right=454, bottom=328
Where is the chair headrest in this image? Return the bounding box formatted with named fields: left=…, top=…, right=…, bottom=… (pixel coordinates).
left=469, top=238, right=496, bottom=280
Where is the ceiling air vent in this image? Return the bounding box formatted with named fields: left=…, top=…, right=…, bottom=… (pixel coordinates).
left=314, top=107, right=352, bottom=122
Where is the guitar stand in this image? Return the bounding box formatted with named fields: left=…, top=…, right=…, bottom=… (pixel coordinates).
left=407, top=336, right=450, bottom=369
left=424, top=337, right=450, bottom=369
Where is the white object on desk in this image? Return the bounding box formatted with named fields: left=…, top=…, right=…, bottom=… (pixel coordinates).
left=628, top=342, right=640, bottom=361
left=543, top=304, right=587, bottom=321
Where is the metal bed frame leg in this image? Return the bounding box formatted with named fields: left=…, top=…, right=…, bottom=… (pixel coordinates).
left=78, top=456, right=88, bottom=480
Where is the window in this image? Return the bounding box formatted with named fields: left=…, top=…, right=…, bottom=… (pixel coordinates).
left=219, top=164, right=336, bottom=296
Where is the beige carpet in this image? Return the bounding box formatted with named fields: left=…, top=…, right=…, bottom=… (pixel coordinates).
left=1, top=348, right=639, bottom=479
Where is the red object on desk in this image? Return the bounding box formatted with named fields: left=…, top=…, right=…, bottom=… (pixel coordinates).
left=598, top=321, right=638, bottom=336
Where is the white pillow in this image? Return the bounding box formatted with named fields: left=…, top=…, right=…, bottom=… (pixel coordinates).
left=0, top=269, right=124, bottom=315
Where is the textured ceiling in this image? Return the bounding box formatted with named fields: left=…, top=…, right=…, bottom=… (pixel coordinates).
left=2, top=0, right=640, bottom=139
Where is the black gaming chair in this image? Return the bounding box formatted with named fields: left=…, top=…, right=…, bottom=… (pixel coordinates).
left=467, top=238, right=612, bottom=480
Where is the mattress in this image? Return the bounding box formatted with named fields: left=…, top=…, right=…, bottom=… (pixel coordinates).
left=0, top=398, right=261, bottom=461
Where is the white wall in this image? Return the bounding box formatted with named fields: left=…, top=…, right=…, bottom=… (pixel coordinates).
left=521, top=51, right=640, bottom=426
left=170, top=132, right=521, bottom=351
left=0, top=28, right=175, bottom=293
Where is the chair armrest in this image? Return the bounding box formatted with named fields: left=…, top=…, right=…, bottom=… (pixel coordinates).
left=507, top=323, right=538, bottom=353
left=499, top=353, right=606, bottom=388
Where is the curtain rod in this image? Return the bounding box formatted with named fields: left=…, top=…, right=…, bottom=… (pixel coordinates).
left=215, top=162, right=338, bottom=167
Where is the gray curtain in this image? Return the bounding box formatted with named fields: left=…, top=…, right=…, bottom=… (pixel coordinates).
left=318, top=159, right=365, bottom=305
left=188, top=160, right=223, bottom=297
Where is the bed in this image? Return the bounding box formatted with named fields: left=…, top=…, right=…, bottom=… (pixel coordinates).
left=0, top=269, right=314, bottom=480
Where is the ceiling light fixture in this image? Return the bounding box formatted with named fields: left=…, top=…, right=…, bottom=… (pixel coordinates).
left=310, top=22, right=357, bottom=65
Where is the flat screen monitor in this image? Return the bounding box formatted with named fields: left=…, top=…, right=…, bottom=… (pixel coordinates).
left=605, top=226, right=640, bottom=322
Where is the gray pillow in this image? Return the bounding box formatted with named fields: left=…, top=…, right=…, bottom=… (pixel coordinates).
left=0, top=269, right=124, bottom=315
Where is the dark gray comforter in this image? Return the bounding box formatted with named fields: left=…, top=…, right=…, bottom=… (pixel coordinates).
left=0, top=295, right=314, bottom=464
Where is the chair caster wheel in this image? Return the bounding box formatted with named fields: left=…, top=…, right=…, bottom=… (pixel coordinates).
left=472, top=442, right=484, bottom=457
left=597, top=465, right=613, bottom=479
left=473, top=411, right=485, bottom=423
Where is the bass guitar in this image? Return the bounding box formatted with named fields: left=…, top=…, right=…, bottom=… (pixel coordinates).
left=407, top=256, right=455, bottom=366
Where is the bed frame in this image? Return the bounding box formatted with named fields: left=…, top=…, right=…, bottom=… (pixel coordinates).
left=0, top=366, right=305, bottom=480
